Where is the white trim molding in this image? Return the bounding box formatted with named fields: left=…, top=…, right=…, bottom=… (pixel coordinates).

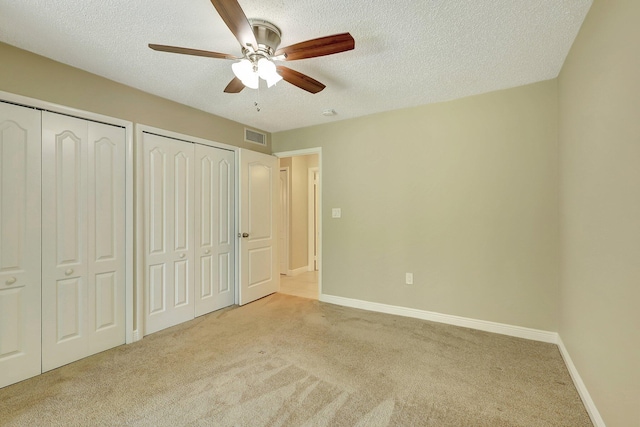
left=308, top=166, right=319, bottom=272
left=557, top=337, right=606, bottom=427
left=287, top=266, right=309, bottom=276
left=319, top=294, right=558, bottom=343
left=273, top=148, right=321, bottom=158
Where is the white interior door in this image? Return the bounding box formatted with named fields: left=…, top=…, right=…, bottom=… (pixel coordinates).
left=194, top=144, right=235, bottom=316
left=239, top=149, right=279, bottom=305
left=41, top=112, right=126, bottom=372
left=0, top=102, right=42, bottom=388
left=142, top=132, right=195, bottom=335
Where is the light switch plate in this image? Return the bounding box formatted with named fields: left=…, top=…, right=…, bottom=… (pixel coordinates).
left=332, top=208, right=341, bottom=218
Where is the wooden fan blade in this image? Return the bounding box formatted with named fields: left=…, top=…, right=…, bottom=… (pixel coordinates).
left=149, top=44, right=239, bottom=60
left=210, top=0, right=257, bottom=50
left=276, top=66, right=326, bottom=94
left=224, top=77, right=245, bottom=93
left=275, top=33, right=354, bottom=61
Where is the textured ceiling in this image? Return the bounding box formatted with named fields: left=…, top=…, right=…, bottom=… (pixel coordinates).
left=0, top=0, right=592, bottom=133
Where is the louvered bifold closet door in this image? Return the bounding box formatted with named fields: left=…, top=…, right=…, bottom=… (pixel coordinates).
left=142, top=133, right=195, bottom=335
left=0, top=102, right=42, bottom=388
left=41, top=112, right=125, bottom=372
left=194, top=144, right=235, bottom=317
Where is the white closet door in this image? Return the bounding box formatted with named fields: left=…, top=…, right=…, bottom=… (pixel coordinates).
left=87, top=122, right=126, bottom=354
left=142, top=133, right=195, bottom=335
left=0, top=102, right=41, bottom=388
left=42, top=113, right=88, bottom=371
left=42, top=112, right=125, bottom=371
left=194, top=144, right=235, bottom=316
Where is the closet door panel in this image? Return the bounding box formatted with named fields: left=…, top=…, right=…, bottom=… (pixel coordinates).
left=0, top=102, right=41, bottom=388
left=42, top=112, right=88, bottom=372
left=146, top=144, right=168, bottom=322
left=174, top=152, right=190, bottom=252
left=216, top=155, right=234, bottom=299
left=56, top=132, right=83, bottom=264
left=195, top=144, right=235, bottom=316
left=143, top=133, right=194, bottom=335
left=56, top=277, right=83, bottom=340
left=172, top=151, right=192, bottom=309
left=144, top=140, right=168, bottom=334
left=42, top=113, right=126, bottom=371
left=87, top=122, right=125, bottom=354
left=195, top=149, right=215, bottom=315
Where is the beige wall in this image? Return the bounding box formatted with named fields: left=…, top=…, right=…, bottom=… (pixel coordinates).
left=290, top=156, right=310, bottom=270
left=273, top=80, right=560, bottom=331
left=558, top=0, right=640, bottom=426
left=0, top=42, right=270, bottom=152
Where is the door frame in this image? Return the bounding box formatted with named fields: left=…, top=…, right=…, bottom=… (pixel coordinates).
left=308, top=167, right=319, bottom=271
left=0, top=90, right=135, bottom=343
left=135, top=124, right=240, bottom=338
left=272, top=148, right=322, bottom=297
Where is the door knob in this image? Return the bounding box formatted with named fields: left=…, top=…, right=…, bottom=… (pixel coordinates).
left=65, top=269, right=73, bottom=276
left=5, top=277, right=16, bottom=286
left=204, top=249, right=210, bottom=254
left=179, top=253, right=186, bottom=259
left=242, top=232, right=249, bottom=238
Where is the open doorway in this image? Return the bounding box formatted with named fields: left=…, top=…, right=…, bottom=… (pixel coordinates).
left=274, top=149, right=321, bottom=300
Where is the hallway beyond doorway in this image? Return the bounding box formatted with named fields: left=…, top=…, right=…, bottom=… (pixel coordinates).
left=279, top=271, right=318, bottom=299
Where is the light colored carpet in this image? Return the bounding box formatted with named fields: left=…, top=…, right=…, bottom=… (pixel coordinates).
left=0, top=294, right=591, bottom=426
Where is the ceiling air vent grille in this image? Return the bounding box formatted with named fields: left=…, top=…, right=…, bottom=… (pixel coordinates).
left=244, top=128, right=267, bottom=146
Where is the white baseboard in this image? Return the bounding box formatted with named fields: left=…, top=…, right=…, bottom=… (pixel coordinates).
left=557, top=337, right=606, bottom=427
left=287, top=266, right=309, bottom=276
left=319, top=294, right=558, bottom=343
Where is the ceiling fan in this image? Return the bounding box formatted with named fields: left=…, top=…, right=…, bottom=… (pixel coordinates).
left=149, top=0, right=355, bottom=94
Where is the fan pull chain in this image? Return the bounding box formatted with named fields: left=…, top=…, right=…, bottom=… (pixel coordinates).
left=254, top=84, right=261, bottom=112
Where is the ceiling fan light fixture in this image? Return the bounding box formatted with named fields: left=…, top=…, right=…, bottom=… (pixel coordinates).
left=242, top=73, right=259, bottom=89
left=265, top=74, right=282, bottom=88
left=257, top=57, right=282, bottom=87
left=232, top=59, right=253, bottom=80
left=233, top=57, right=282, bottom=89
left=232, top=59, right=259, bottom=89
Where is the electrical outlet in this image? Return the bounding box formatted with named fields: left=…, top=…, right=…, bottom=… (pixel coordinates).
left=332, top=208, right=341, bottom=218
left=405, top=273, right=413, bottom=285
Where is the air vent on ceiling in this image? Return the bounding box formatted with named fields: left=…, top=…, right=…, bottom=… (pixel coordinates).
left=244, top=128, right=267, bottom=146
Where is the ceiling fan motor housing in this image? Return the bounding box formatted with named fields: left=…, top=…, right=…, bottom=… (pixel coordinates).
left=248, top=19, right=282, bottom=57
